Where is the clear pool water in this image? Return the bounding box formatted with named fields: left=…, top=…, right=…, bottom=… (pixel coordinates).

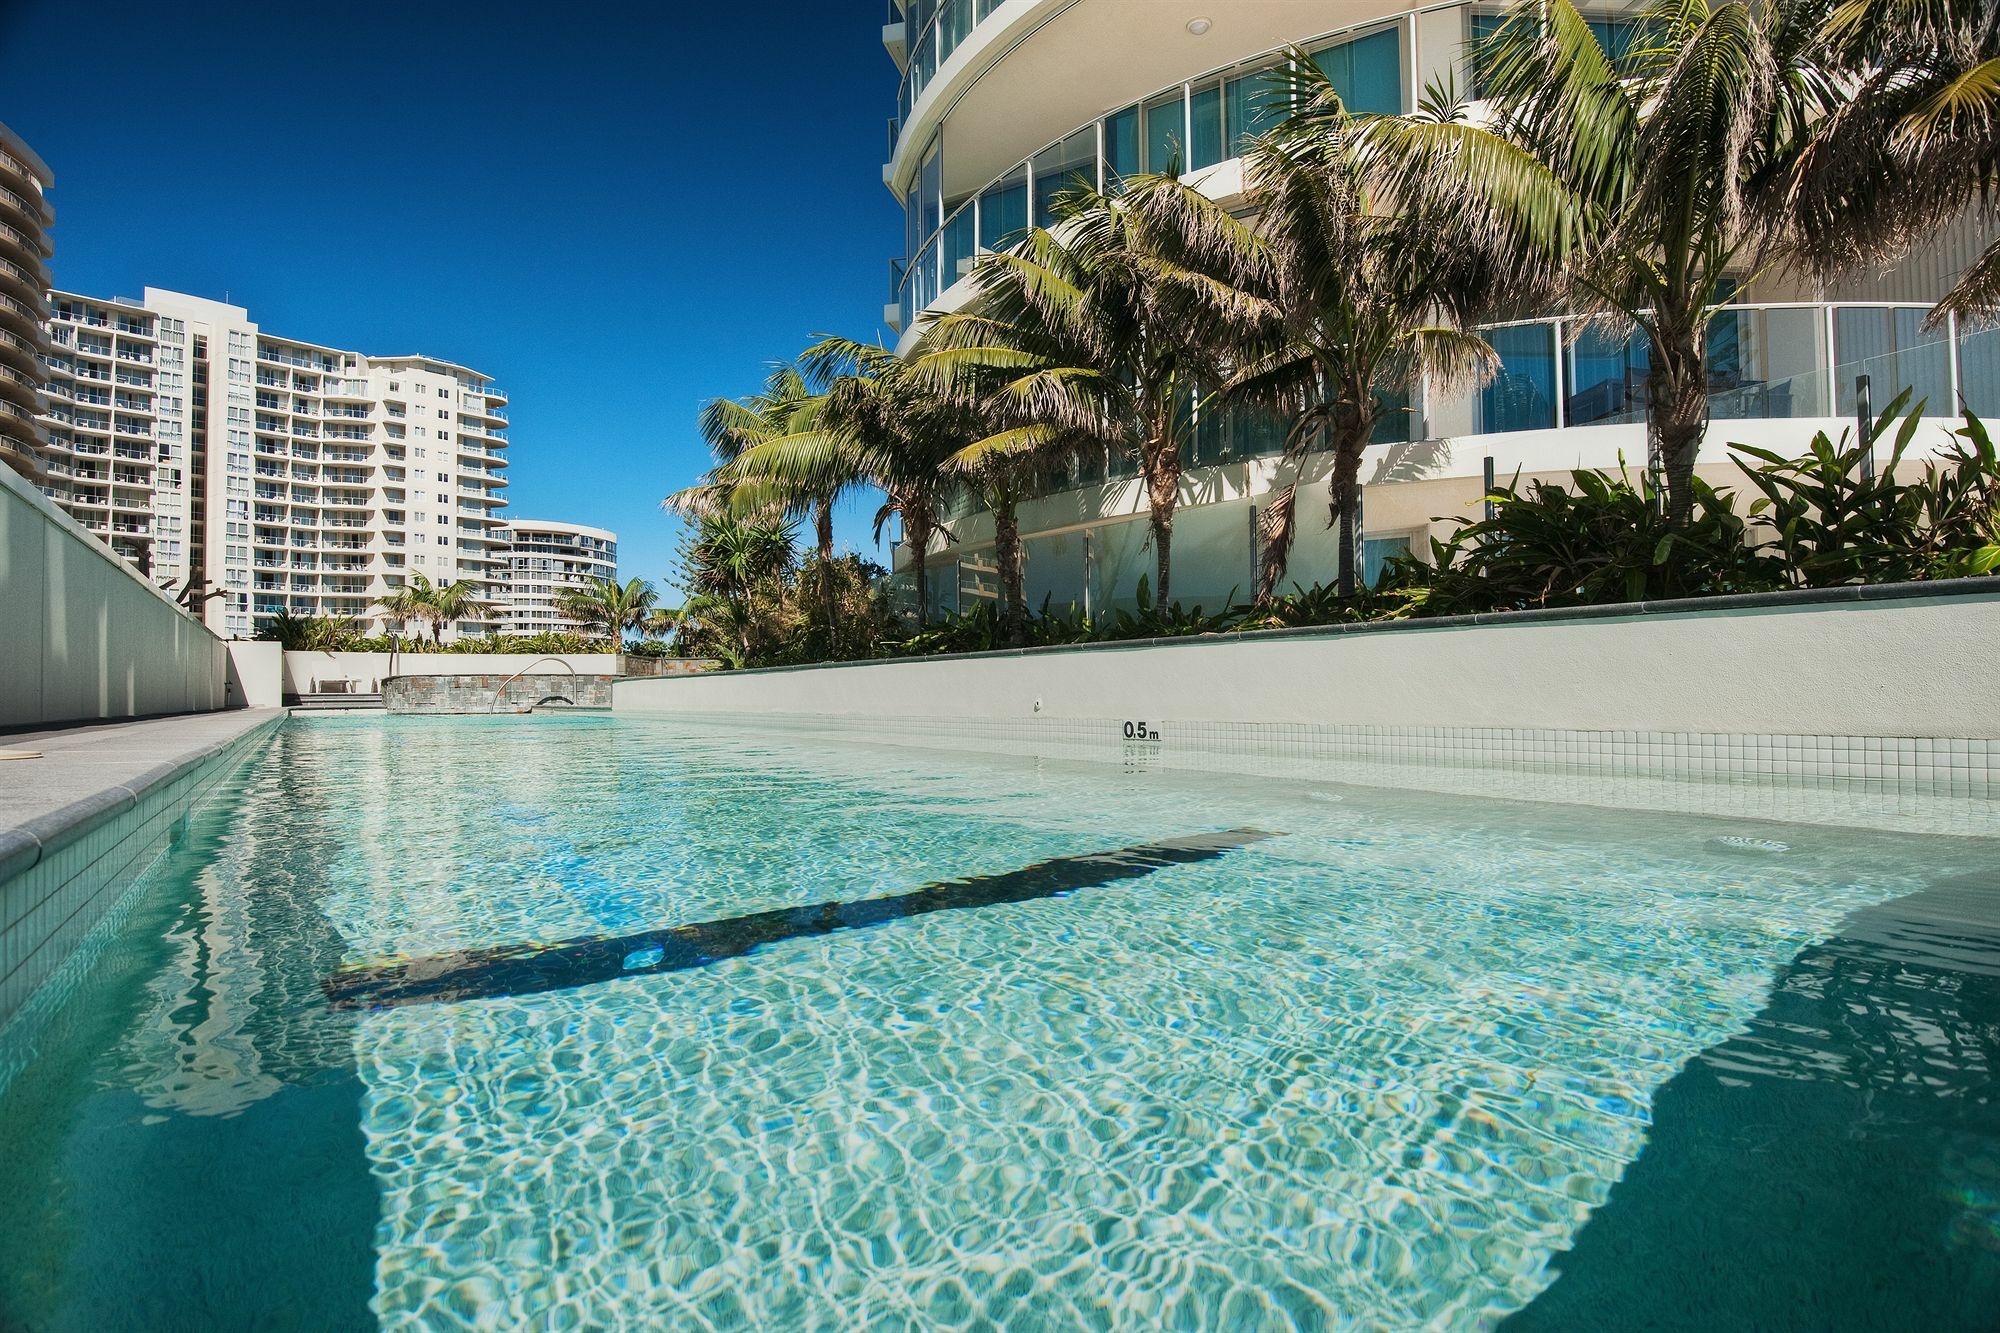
left=2, top=714, right=1998, bottom=1331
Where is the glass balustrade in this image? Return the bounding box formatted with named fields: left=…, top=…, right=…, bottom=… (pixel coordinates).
left=895, top=20, right=1408, bottom=328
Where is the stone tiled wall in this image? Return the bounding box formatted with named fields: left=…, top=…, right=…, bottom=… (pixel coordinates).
left=383, top=673, right=614, bottom=714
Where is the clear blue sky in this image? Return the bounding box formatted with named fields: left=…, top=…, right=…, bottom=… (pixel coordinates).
left=0, top=0, right=903, bottom=592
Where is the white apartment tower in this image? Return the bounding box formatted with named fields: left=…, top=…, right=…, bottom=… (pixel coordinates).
left=34, top=288, right=512, bottom=639
left=496, top=519, right=618, bottom=637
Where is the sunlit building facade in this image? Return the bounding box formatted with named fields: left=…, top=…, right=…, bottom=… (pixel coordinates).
left=882, top=0, right=1996, bottom=612
left=37, top=287, right=512, bottom=639
left=496, top=519, right=618, bottom=637
left=0, top=122, right=54, bottom=485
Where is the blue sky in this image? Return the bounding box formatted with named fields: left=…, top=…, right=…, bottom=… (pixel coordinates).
left=0, top=0, right=904, bottom=591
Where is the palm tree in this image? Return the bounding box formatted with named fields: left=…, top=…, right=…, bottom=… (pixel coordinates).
left=1789, top=0, right=2000, bottom=328
left=800, top=335, right=978, bottom=626
left=556, top=576, right=659, bottom=657
left=671, top=510, right=798, bottom=663
left=1364, top=0, right=1835, bottom=524
left=1228, top=66, right=1502, bottom=599
left=917, top=176, right=1267, bottom=604
left=376, top=573, right=487, bottom=645
left=685, top=363, right=861, bottom=642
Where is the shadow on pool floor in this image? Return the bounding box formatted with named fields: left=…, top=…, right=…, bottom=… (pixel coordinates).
left=1508, top=871, right=2000, bottom=1331
left=324, top=828, right=1279, bottom=1010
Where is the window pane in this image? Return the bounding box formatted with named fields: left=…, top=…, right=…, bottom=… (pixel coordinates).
left=1959, top=325, right=2000, bottom=417
left=1225, top=66, right=1287, bottom=156
left=940, top=0, right=972, bottom=60
left=1467, top=11, right=1502, bottom=97
left=1479, top=323, right=1557, bottom=432
left=1710, top=306, right=1828, bottom=420
left=1833, top=307, right=1952, bottom=417
left=1566, top=323, right=1648, bottom=426
left=919, top=141, right=942, bottom=238
left=1143, top=91, right=1186, bottom=174
left=1190, top=82, right=1224, bottom=169
left=1313, top=28, right=1402, bottom=115
left=1370, top=385, right=1413, bottom=443
left=1032, top=129, right=1097, bottom=228
left=942, top=203, right=976, bottom=289
left=978, top=166, right=1027, bottom=249
left=1105, top=105, right=1140, bottom=185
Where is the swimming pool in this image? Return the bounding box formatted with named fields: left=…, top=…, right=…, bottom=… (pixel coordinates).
left=2, top=713, right=1996, bottom=1330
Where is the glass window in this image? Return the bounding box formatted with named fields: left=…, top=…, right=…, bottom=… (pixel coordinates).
left=1032, top=129, right=1097, bottom=228
left=1479, top=323, right=1558, bottom=432
left=940, top=0, right=972, bottom=59
left=919, top=140, right=942, bottom=239
left=941, top=201, right=977, bottom=288
left=1310, top=27, right=1402, bottom=115
left=1833, top=307, right=1952, bottom=417
left=1104, top=104, right=1140, bottom=186
left=1190, top=82, right=1224, bottom=169
left=1709, top=306, right=1828, bottom=420
left=1225, top=66, right=1288, bottom=156
left=1143, top=90, right=1186, bottom=174
left=979, top=164, right=1028, bottom=250
left=1565, top=323, right=1648, bottom=426
left=1958, top=325, right=2000, bottom=418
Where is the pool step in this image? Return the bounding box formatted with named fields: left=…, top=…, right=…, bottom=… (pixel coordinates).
left=287, top=693, right=384, bottom=711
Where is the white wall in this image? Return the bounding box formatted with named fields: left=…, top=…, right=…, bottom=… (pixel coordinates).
left=282, top=651, right=621, bottom=696
left=615, top=588, right=2000, bottom=740
left=1, top=461, right=227, bottom=727
left=225, top=641, right=284, bottom=708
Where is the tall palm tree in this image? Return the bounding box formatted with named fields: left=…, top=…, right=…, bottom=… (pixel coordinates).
left=800, top=335, right=979, bottom=626
left=376, top=573, right=486, bottom=645
left=1364, top=0, right=1835, bottom=524
left=917, top=176, right=1267, bottom=604
left=1229, top=66, right=1503, bottom=600
left=1789, top=0, right=2000, bottom=328
left=556, top=576, right=659, bottom=655
left=685, top=363, right=861, bottom=640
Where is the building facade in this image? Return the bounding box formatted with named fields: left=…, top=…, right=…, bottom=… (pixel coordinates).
left=882, top=0, right=1996, bottom=612
left=0, top=123, right=54, bottom=484
left=35, top=287, right=512, bottom=640
left=495, top=519, right=619, bottom=637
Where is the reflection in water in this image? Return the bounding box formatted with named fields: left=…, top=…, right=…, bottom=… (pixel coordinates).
left=325, top=828, right=1279, bottom=1010
left=1509, top=873, right=2000, bottom=1331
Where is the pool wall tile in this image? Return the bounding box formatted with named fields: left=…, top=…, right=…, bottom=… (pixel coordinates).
left=0, top=714, right=284, bottom=1069
left=659, top=712, right=2000, bottom=837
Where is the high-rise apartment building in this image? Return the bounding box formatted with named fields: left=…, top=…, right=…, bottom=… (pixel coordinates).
left=882, top=0, right=1997, bottom=612
left=0, top=123, right=54, bottom=484
left=34, top=287, right=512, bottom=640
left=495, top=519, right=618, bottom=637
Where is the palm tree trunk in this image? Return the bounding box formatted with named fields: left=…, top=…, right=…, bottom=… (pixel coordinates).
left=1329, top=416, right=1374, bottom=599
left=1648, top=322, right=1710, bottom=528
left=994, top=500, right=1026, bottom=646
left=905, top=507, right=933, bottom=626
left=1144, top=449, right=1179, bottom=605
left=815, top=499, right=835, bottom=635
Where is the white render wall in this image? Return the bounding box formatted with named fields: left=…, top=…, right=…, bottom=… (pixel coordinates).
left=281, top=651, right=622, bottom=696
left=615, top=587, right=2000, bottom=740
left=0, top=456, right=225, bottom=726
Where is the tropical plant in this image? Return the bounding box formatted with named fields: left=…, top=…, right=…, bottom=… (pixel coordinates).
left=1789, top=0, right=2000, bottom=327
left=916, top=173, right=1268, bottom=608
left=375, top=573, right=488, bottom=645
left=1230, top=65, right=1503, bottom=600
left=680, top=362, right=861, bottom=648
left=555, top=576, right=660, bottom=653
left=1365, top=0, right=1836, bottom=525
left=669, top=510, right=799, bottom=664
left=255, top=610, right=362, bottom=651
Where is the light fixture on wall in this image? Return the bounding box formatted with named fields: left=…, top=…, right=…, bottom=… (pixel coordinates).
left=1186, top=16, right=1211, bottom=34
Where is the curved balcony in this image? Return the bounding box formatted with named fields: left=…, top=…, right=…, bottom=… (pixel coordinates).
left=892, top=12, right=1408, bottom=336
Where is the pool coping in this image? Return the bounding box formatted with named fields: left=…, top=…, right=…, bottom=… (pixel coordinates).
left=0, top=708, right=287, bottom=884
left=657, top=575, right=2000, bottom=677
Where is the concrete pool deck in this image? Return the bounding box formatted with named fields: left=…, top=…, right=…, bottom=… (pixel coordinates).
left=0, top=708, right=284, bottom=1034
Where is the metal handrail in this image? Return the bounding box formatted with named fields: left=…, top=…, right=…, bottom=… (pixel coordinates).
left=486, top=655, right=578, bottom=713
